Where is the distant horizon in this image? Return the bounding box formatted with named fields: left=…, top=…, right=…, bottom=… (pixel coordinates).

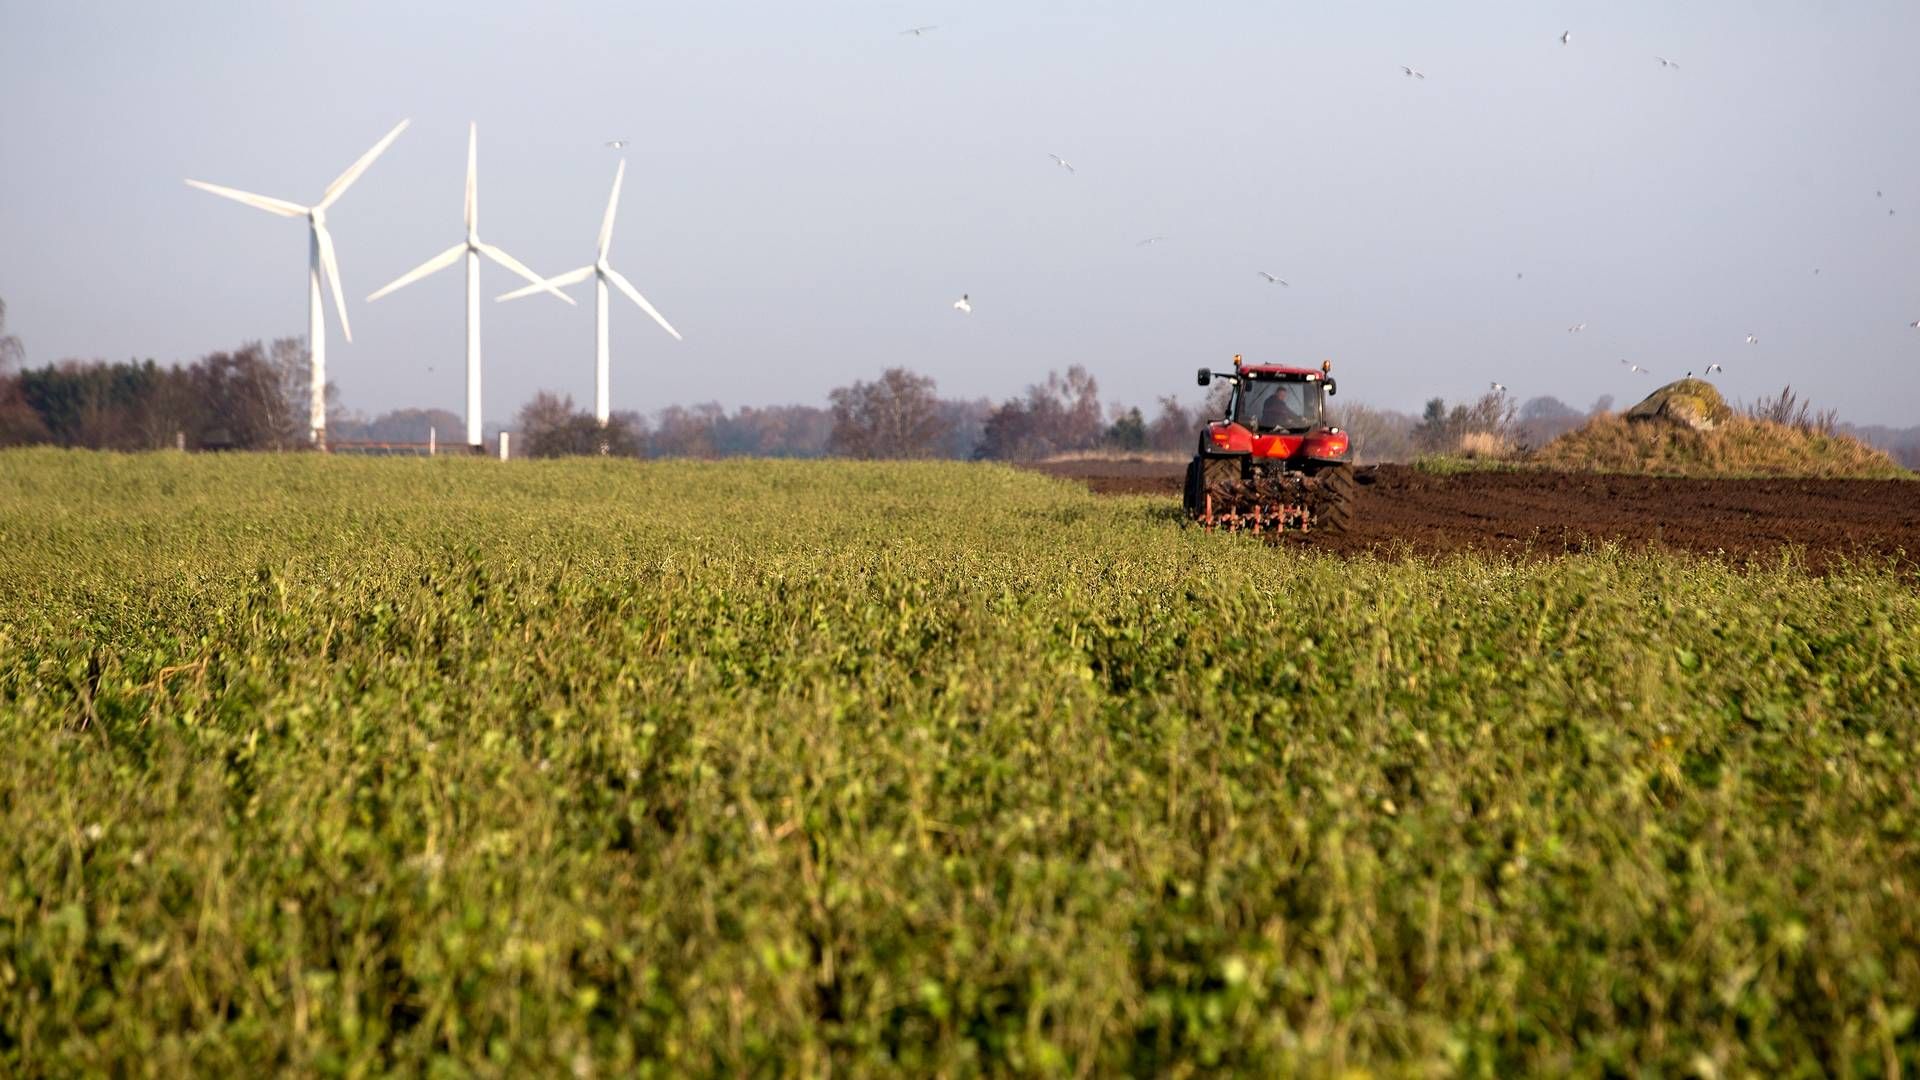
left=10, top=337, right=1915, bottom=441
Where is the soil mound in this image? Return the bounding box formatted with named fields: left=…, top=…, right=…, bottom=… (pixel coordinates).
left=1534, top=412, right=1907, bottom=480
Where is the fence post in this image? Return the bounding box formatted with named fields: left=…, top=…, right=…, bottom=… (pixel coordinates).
left=499, top=432, right=510, bottom=461
left=429, top=426, right=437, bottom=456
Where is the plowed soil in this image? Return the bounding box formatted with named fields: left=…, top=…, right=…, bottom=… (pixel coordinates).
left=1030, top=459, right=1920, bottom=571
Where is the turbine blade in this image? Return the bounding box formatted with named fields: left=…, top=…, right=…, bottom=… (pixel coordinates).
left=314, top=222, right=353, bottom=342
left=184, top=179, right=307, bottom=217
left=479, top=242, right=577, bottom=305
left=494, top=265, right=593, bottom=302
left=464, top=122, right=477, bottom=232
left=605, top=267, right=682, bottom=341
left=367, top=243, right=466, bottom=302
left=597, top=160, right=626, bottom=260
left=317, top=119, right=411, bottom=210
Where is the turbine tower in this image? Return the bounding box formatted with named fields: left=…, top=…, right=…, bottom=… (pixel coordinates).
left=496, top=160, right=681, bottom=424
left=366, top=124, right=575, bottom=449
left=186, top=120, right=410, bottom=449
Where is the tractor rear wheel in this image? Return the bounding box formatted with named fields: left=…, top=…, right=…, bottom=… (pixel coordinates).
left=1200, top=456, right=1241, bottom=494
left=1185, top=456, right=1244, bottom=521
left=1310, top=464, right=1355, bottom=534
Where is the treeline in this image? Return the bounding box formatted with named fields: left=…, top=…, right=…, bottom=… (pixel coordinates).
left=0, top=337, right=325, bottom=451
left=1334, top=392, right=1616, bottom=462
left=513, top=365, right=1233, bottom=461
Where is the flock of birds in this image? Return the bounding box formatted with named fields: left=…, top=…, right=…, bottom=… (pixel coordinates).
left=1559, top=319, right=1748, bottom=382
left=656, top=24, right=1912, bottom=397
left=907, top=23, right=1918, bottom=386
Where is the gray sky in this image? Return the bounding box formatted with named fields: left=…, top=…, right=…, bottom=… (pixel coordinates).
left=3, top=0, right=1918, bottom=426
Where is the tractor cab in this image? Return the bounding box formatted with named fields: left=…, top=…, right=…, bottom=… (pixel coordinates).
left=1228, top=371, right=1327, bottom=434
left=1195, top=357, right=1348, bottom=464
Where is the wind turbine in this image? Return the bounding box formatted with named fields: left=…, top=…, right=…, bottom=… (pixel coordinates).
left=186, top=119, right=410, bottom=449
left=366, top=123, right=575, bottom=449
left=496, top=160, right=681, bottom=424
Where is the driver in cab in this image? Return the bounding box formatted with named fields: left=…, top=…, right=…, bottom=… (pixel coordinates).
left=1258, top=389, right=1305, bottom=430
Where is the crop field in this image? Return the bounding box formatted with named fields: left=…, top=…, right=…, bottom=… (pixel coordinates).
left=2, top=449, right=1917, bottom=1075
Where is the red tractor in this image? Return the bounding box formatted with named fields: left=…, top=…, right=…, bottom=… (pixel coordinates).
left=1183, top=356, right=1355, bottom=533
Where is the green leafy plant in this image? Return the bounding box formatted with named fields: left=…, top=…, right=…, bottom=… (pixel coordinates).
left=1, top=449, right=1915, bottom=1075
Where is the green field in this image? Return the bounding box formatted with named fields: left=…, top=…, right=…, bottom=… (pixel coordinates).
left=1, top=449, right=1916, bottom=1075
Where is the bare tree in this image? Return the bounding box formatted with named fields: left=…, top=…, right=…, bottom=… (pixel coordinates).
left=1329, top=403, right=1417, bottom=462
left=516, top=391, right=642, bottom=457
left=1412, top=392, right=1516, bottom=453
left=1514, top=395, right=1584, bottom=447
left=827, top=368, right=953, bottom=459
left=0, top=300, right=45, bottom=445
left=265, top=336, right=342, bottom=447
left=651, top=403, right=723, bottom=458
left=975, top=364, right=1106, bottom=460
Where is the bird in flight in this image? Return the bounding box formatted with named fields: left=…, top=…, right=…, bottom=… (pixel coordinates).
left=605, top=139, right=629, bottom=150
left=1136, top=235, right=1168, bottom=247
left=952, top=293, right=971, bottom=314
left=1705, top=363, right=1724, bottom=374
left=1620, top=359, right=1653, bottom=375
left=1568, top=322, right=1587, bottom=333
left=1256, top=271, right=1289, bottom=285
left=901, top=25, right=937, bottom=36
left=1655, top=56, right=1680, bottom=69
left=1909, top=319, right=1920, bottom=329
left=1402, top=66, right=1426, bottom=79
left=1745, top=334, right=1759, bottom=345
left=1048, top=154, right=1075, bottom=174
left=1559, top=30, right=1571, bottom=45
left=1490, top=381, right=1508, bottom=393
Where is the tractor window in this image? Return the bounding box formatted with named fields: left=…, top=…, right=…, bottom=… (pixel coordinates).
left=1237, top=380, right=1322, bottom=432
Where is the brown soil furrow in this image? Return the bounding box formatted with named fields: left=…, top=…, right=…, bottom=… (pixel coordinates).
left=1025, top=459, right=1920, bottom=571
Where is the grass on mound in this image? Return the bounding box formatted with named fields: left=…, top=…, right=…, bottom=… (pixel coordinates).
left=1533, top=413, right=1910, bottom=480
left=1, top=450, right=1918, bottom=1075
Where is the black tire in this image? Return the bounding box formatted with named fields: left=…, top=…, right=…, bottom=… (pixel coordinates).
left=1311, top=464, right=1355, bottom=534
left=1182, top=457, right=1204, bottom=517
left=1200, top=456, right=1241, bottom=494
